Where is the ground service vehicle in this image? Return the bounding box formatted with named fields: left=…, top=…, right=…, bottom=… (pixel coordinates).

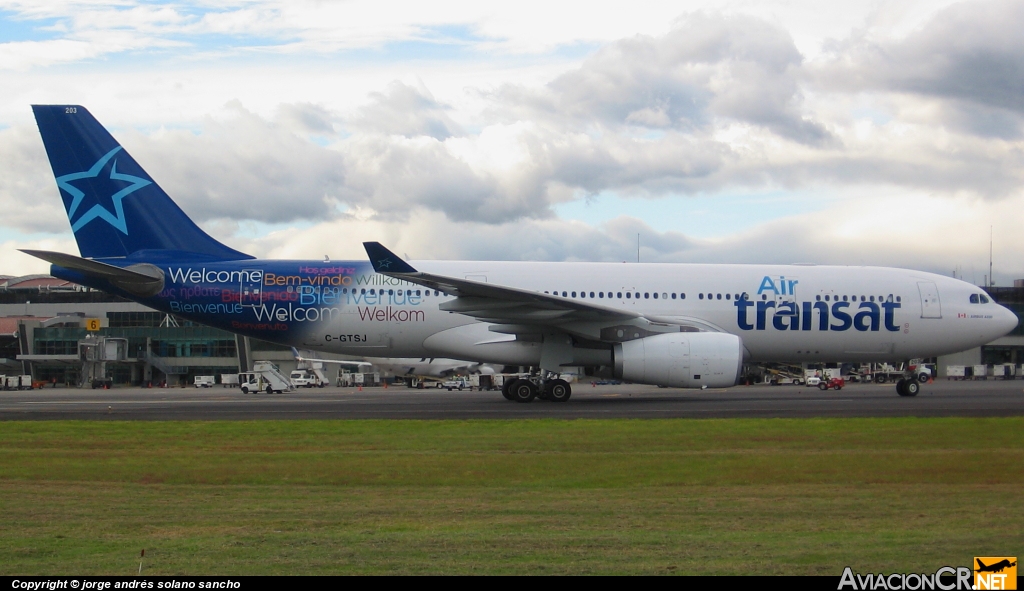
left=239, top=362, right=292, bottom=394
left=818, top=377, right=845, bottom=391
left=290, top=369, right=327, bottom=388
left=193, top=375, right=215, bottom=388
left=439, top=377, right=470, bottom=390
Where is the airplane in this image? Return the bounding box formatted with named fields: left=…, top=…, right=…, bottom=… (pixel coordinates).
left=976, top=559, right=1016, bottom=573
left=22, top=105, right=1020, bottom=403
left=290, top=348, right=498, bottom=383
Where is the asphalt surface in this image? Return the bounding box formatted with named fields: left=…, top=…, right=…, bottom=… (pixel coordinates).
left=2, top=379, right=1023, bottom=420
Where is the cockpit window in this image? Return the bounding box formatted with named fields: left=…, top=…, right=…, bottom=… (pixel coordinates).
left=981, top=295, right=990, bottom=304
left=970, top=294, right=979, bottom=304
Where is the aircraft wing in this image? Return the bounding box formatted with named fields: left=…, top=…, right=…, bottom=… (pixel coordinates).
left=364, top=242, right=639, bottom=326
left=363, top=243, right=717, bottom=339
left=291, top=348, right=372, bottom=370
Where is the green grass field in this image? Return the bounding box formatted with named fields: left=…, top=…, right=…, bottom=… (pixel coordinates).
left=1, top=418, right=1021, bottom=574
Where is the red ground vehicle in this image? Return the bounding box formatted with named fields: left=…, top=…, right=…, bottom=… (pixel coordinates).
left=818, top=377, right=845, bottom=391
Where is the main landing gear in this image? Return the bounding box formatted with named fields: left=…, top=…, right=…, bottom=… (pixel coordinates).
left=501, top=376, right=572, bottom=403
left=895, top=378, right=919, bottom=397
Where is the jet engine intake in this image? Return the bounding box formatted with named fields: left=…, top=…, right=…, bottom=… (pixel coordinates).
left=613, top=332, right=743, bottom=388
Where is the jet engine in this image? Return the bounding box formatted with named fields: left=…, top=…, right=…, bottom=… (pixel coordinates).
left=613, top=332, right=743, bottom=388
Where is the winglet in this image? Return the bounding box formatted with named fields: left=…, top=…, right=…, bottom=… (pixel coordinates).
left=363, top=242, right=417, bottom=274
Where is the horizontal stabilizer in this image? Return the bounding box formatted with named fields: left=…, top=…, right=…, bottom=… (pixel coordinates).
left=21, top=249, right=165, bottom=297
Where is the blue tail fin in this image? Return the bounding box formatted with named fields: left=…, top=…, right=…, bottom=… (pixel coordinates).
left=32, top=105, right=252, bottom=261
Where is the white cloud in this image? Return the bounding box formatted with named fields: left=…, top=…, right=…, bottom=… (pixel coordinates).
left=2, top=0, right=1024, bottom=283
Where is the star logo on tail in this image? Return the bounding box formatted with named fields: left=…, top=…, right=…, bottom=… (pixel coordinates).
left=56, top=146, right=152, bottom=235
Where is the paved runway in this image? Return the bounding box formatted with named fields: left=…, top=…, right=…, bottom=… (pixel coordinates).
left=2, top=379, right=1023, bottom=420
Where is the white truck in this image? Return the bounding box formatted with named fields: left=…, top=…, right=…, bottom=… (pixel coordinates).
left=239, top=361, right=293, bottom=394
left=220, top=373, right=240, bottom=387
left=289, top=368, right=328, bottom=388
left=193, top=375, right=216, bottom=388
left=438, top=377, right=470, bottom=390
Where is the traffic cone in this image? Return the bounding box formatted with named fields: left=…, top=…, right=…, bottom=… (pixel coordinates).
left=358, top=385, right=362, bottom=391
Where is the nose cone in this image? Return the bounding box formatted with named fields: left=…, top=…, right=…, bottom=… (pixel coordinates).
left=995, top=304, right=1019, bottom=337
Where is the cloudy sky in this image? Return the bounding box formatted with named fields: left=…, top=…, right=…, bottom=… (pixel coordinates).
left=2, top=0, right=1023, bottom=284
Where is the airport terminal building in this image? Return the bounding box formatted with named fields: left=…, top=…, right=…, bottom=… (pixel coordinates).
left=0, top=274, right=299, bottom=386
left=2, top=273, right=1023, bottom=385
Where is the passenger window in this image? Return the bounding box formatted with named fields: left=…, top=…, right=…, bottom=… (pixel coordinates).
left=644, top=293, right=649, bottom=299
left=726, top=293, right=731, bottom=300
left=571, top=292, right=576, bottom=297
left=617, top=292, right=622, bottom=298
left=716, top=294, right=722, bottom=300
left=681, top=293, right=686, bottom=299
left=653, top=293, right=658, bottom=299
left=626, top=293, right=631, bottom=299
left=599, top=292, right=604, bottom=298
left=970, top=294, right=979, bottom=304
left=671, top=293, right=676, bottom=299
left=590, top=292, right=595, bottom=298
left=842, top=295, right=847, bottom=302
left=896, top=296, right=901, bottom=302
left=562, top=291, right=567, bottom=297
left=761, top=294, right=767, bottom=300
left=869, top=296, right=874, bottom=302
left=699, top=293, right=704, bottom=300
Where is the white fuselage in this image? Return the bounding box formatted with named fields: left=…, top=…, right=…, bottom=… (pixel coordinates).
left=306, top=261, right=1017, bottom=366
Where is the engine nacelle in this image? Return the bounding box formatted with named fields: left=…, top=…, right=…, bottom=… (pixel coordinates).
left=613, top=332, right=743, bottom=388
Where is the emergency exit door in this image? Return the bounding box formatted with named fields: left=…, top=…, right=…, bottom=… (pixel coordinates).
left=918, top=282, right=941, bottom=318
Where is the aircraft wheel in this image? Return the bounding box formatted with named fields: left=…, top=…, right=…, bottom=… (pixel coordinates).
left=547, top=379, right=572, bottom=403
left=896, top=379, right=907, bottom=396
left=511, top=380, right=537, bottom=403
left=501, top=379, right=517, bottom=401
left=818, top=382, right=828, bottom=391
left=904, top=380, right=920, bottom=397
